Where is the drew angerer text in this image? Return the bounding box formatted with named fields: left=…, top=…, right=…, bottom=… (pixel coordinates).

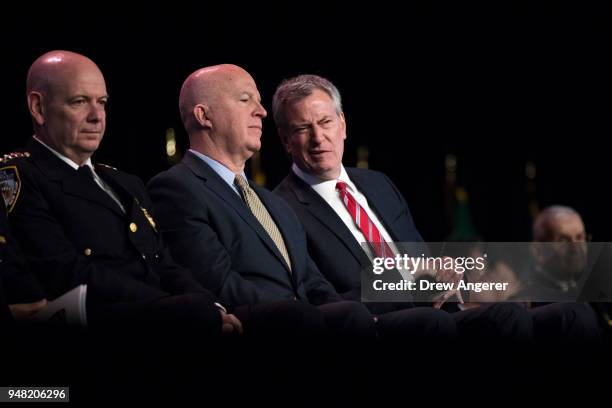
left=370, top=254, right=509, bottom=293
left=372, top=279, right=509, bottom=292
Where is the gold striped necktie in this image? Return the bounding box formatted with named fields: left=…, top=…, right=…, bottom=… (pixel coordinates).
left=234, top=174, right=292, bottom=271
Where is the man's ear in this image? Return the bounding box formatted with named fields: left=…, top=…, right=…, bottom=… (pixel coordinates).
left=278, top=128, right=292, bottom=154
left=28, top=92, right=45, bottom=126
left=194, top=104, right=212, bottom=128
left=339, top=111, right=347, bottom=140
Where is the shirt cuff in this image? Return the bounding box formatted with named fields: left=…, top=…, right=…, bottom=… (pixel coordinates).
left=214, top=302, right=227, bottom=314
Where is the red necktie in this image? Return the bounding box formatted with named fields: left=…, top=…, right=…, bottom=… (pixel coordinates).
left=336, top=181, right=394, bottom=259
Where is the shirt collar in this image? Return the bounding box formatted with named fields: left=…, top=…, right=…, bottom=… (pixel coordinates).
left=33, top=135, right=93, bottom=170
left=189, top=149, right=246, bottom=191
left=292, top=163, right=356, bottom=193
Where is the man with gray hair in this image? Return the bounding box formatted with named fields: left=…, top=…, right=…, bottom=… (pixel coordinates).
left=515, top=205, right=603, bottom=343
left=272, top=74, right=534, bottom=342
left=532, top=205, right=589, bottom=293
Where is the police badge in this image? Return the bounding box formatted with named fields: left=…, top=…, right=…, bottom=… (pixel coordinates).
left=0, top=165, right=21, bottom=212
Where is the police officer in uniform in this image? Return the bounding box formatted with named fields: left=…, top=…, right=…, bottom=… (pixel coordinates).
left=2, top=50, right=241, bottom=335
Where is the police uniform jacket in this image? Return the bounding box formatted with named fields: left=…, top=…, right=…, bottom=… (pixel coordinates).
left=3, top=138, right=216, bottom=308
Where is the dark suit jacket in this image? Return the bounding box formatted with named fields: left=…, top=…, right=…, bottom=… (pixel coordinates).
left=5, top=139, right=215, bottom=309
left=274, top=168, right=424, bottom=311
left=147, top=151, right=340, bottom=309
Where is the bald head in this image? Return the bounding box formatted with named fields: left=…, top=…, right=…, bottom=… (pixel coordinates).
left=179, top=64, right=254, bottom=133
left=26, top=50, right=108, bottom=165
left=27, top=50, right=103, bottom=98
left=178, top=64, right=267, bottom=173
left=533, top=205, right=585, bottom=242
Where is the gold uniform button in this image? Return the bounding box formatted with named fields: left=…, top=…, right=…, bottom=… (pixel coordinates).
left=129, top=223, right=138, bottom=232
left=84, top=248, right=92, bottom=256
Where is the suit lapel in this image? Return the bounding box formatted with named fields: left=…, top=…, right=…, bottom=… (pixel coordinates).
left=285, top=172, right=371, bottom=268
left=28, top=139, right=126, bottom=217
left=183, top=152, right=292, bottom=274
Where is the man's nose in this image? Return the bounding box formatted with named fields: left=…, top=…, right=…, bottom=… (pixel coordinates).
left=312, top=125, right=325, bottom=143
left=255, top=101, right=267, bottom=118
left=88, top=103, right=105, bottom=121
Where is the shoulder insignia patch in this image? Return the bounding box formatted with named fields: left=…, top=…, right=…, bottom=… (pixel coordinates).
left=0, top=165, right=21, bottom=212
left=0, top=151, right=30, bottom=164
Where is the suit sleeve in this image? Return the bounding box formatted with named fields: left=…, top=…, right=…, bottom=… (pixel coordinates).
left=8, top=165, right=173, bottom=303
left=302, top=255, right=343, bottom=305
left=148, top=174, right=278, bottom=309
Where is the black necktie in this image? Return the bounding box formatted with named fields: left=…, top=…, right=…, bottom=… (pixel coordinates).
left=78, top=164, right=94, bottom=180
left=78, top=165, right=126, bottom=213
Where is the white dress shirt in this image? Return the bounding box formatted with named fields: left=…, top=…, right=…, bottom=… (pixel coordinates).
left=292, top=164, right=400, bottom=262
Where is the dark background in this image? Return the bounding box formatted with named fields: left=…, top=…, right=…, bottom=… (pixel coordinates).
left=1, top=1, right=609, bottom=241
